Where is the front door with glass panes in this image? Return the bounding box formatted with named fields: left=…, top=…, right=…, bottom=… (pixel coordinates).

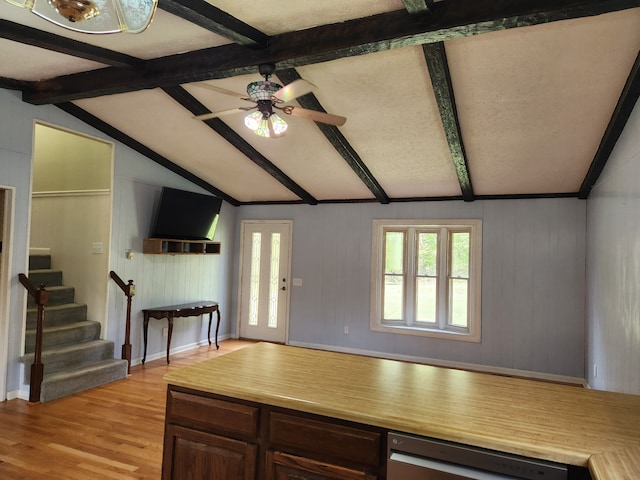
left=238, top=221, right=291, bottom=343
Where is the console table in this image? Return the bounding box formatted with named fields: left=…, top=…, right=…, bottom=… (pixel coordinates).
left=142, top=301, right=220, bottom=364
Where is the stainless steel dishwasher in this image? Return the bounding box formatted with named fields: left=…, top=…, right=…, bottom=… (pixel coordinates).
left=388, top=432, right=568, bottom=480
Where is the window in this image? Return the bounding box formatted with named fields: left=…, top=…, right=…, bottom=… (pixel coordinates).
left=371, top=219, right=482, bottom=342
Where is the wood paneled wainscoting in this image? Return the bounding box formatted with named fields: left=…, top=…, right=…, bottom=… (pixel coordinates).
left=0, top=340, right=255, bottom=479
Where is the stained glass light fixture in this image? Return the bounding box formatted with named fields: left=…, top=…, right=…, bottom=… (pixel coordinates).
left=243, top=78, right=288, bottom=138
left=4, top=0, right=158, bottom=34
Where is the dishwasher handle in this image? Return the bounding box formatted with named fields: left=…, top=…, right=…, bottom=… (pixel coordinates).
left=389, top=452, right=522, bottom=480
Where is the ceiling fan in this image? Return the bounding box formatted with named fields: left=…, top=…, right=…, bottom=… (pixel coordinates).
left=193, top=64, right=347, bottom=138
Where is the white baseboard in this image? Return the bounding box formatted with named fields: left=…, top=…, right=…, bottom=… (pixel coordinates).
left=131, top=333, right=232, bottom=366
left=6, top=388, right=29, bottom=401
left=288, top=341, right=587, bottom=386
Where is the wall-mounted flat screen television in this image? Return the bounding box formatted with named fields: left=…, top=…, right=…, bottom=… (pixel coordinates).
left=150, top=187, right=222, bottom=241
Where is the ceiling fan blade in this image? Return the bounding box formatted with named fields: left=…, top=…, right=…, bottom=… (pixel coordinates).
left=194, top=107, right=255, bottom=121
left=283, top=106, right=347, bottom=127
left=274, top=79, right=316, bottom=103
left=193, top=83, right=251, bottom=101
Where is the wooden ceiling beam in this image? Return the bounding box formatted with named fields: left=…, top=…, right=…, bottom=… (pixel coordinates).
left=579, top=50, right=640, bottom=199
left=21, top=0, right=640, bottom=104
left=0, top=76, right=33, bottom=91
left=162, top=86, right=319, bottom=205
left=158, top=0, right=269, bottom=48
left=55, top=102, right=239, bottom=205
left=422, top=42, right=474, bottom=202
left=0, top=19, right=142, bottom=68
left=276, top=68, right=390, bottom=204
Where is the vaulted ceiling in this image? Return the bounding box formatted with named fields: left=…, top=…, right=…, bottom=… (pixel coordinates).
left=2, top=0, right=640, bottom=206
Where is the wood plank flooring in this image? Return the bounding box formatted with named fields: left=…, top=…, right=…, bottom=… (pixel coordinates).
left=0, top=339, right=255, bottom=479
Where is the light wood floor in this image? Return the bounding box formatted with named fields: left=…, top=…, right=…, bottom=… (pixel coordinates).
left=0, top=339, right=255, bottom=479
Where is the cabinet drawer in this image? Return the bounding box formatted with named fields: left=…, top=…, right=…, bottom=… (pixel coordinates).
left=269, top=412, right=382, bottom=468
left=167, top=390, right=259, bottom=438
left=266, top=450, right=377, bottom=480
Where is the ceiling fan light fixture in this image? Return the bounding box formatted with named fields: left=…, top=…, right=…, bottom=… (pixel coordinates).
left=244, top=111, right=287, bottom=138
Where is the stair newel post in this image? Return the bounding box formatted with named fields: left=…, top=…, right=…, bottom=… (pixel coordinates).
left=123, top=279, right=135, bottom=374
left=18, top=273, right=48, bottom=403
left=109, top=271, right=135, bottom=374
left=31, top=284, right=48, bottom=402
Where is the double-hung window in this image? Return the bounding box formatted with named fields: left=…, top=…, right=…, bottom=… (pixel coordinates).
left=370, top=219, right=482, bottom=342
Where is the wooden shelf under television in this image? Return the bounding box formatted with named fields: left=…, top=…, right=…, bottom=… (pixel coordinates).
left=143, top=238, right=221, bottom=255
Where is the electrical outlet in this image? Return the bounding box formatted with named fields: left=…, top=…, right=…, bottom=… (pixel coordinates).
left=344, top=325, right=349, bottom=335
left=593, top=364, right=598, bottom=378
left=162, top=327, right=168, bottom=337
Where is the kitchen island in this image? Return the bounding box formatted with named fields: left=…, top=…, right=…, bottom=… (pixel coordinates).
left=162, top=342, right=640, bottom=479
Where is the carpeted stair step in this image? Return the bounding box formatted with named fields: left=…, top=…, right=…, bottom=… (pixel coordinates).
left=28, top=269, right=63, bottom=288
left=25, top=321, right=101, bottom=354
left=24, top=253, right=129, bottom=402
left=39, top=359, right=128, bottom=402
left=27, top=285, right=75, bottom=308
left=26, top=303, right=87, bottom=330
left=22, top=339, right=117, bottom=381
left=28, top=254, right=52, bottom=271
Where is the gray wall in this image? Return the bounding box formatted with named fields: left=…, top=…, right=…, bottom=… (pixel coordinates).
left=586, top=99, right=640, bottom=394
left=6, top=82, right=640, bottom=395
left=0, top=88, right=236, bottom=398
left=234, top=198, right=587, bottom=378
left=0, top=90, right=36, bottom=395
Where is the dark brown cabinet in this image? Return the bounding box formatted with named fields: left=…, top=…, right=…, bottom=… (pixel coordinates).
left=166, top=425, right=257, bottom=480
left=162, top=386, right=385, bottom=480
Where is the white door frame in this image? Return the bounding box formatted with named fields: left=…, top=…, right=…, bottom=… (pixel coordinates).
left=0, top=187, right=15, bottom=401
left=236, top=220, right=292, bottom=344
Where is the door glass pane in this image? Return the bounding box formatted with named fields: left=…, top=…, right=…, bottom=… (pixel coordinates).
left=450, top=278, right=468, bottom=327
left=268, top=233, right=281, bottom=328
left=248, top=232, right=261, bottom=326
left=416, top=277, right=437, bottom=323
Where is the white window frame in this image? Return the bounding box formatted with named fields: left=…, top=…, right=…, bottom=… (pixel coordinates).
left=370, top=219, right=482, bottom=342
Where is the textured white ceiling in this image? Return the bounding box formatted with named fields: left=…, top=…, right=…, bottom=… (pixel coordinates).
left=2, top=2, right=640, bottom=204
left=448, top=9, right=640, bottom=195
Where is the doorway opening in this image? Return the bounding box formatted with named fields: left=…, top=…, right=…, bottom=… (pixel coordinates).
left=30, top=122, right=114, bottom=336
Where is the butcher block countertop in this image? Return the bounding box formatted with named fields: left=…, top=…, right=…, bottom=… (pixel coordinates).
left=164, top=342, right=640, bottom=480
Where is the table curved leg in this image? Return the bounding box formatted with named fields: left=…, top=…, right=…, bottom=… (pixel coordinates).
left=142, top=315, right=149, bottom=364
left=215, top=308, right=220, bottom=349
left=166, top=316, right=174, bottom=364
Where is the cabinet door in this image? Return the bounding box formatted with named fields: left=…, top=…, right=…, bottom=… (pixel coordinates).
left=163, top=425, right=257, bottom=480
left=266, top=451, right=377, bottom=480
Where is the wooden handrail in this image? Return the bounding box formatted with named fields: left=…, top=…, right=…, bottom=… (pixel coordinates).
left=110, top=271, right=135, bottom=374
left=18, top=273, right=47, bottom=403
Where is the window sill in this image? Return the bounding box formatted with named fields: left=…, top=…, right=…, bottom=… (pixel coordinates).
left=371, top=323, right=481, bottom=343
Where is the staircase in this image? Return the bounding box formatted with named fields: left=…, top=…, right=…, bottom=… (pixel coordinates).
left=21, top=254, right=128, bottom=402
